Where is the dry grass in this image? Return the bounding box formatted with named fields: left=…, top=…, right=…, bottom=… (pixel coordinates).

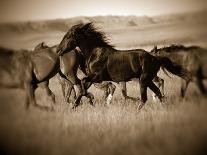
left=0, top=13, right=207, bottom=155
left=0, top=73, right=207, bottom=155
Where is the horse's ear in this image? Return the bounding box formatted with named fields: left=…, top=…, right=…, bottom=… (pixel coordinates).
left=152, top=45, right=157, bottom=52
left=154, top=46, right=157, bottom=50
left=83, top=22, right=93, bottom=30
left=41, top=42, right=46, bottom=47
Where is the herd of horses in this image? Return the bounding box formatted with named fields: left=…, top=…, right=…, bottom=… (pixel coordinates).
left=0, top=23, right=206, bottom=111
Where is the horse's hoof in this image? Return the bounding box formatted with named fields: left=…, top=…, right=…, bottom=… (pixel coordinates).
left=138, top=103, right=145, bottom=110
left=43, top=106, right=55, bottom=112
left=72, top=104, right=79, bottom=110
left=87, top=92, right=94, bottom=100
left=89, top=100, right=94, bottom=106
left=136, top=97, right=141, bottom=101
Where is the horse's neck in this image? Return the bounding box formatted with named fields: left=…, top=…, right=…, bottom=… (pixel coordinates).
left=50, top=46, right=57, bottom=53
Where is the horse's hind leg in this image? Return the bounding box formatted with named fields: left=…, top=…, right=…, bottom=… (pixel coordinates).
left=43, top=80, right=56, bottom=104
left=94, top=82, right=109, bottom=100
left=59, top=77, right=67, bottom=98
left=25, top=82, right=54, bottom=111
left=65, top=84, right=77, bottom=103
left=153, top=76, right=164, bottom=96
left=120, top=82, right=139, bottom=102
left=180, top=79, right=190, bottom=98
left=196, top=77, right=206, bottom=96
left=152, top=76, right=164, bottom=101
left=148, top=81, right=163, bottom=102
left=138, top=74, right=148, bottom=110
left=24, top=82, right=36, bottom=110
left=95, top=81, right=116, bottom=105
left=106, top=82, right=116, bottom=105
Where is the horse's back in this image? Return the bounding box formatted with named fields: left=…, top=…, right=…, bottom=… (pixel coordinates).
left=107, top=50, right=145, bottom=82
left=187, top=47, right=207, bottom=77
left=0, top=48, right=32, bottom=87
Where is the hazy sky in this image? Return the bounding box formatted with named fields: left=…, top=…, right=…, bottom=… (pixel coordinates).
left=0, top=0, right=206, bottom=22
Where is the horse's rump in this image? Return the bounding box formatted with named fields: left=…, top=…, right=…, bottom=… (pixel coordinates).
left=31, top=48, right=59, bottom=81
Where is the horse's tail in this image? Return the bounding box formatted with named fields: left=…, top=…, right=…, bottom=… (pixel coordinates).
left=157, top=56, right=191, bottom=81
left=160, top=66, right=171, bottom=78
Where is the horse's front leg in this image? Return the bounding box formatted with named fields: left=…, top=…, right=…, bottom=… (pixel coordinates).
left=81, top=75, right=95, bottom=105
left=72, top=75, right=94, bottom=109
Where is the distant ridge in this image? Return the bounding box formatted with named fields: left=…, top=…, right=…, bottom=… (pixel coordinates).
left=0, top=10, right=206, bottom=34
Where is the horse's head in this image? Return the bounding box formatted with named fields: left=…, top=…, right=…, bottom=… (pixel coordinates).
left=57, top=23, right=92, bottom=55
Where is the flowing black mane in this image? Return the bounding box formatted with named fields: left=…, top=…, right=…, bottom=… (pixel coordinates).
left=157, top=44, right=200, bottom=53
left=159, top=44, right=186, bottom=53
left=73, top=23, right=114, bottom=48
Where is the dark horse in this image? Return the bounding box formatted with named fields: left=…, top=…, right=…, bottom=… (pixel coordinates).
left=36, top=43, right=164, bottom=104
left=57, top=23, right=190, bottom=109
left=36, top=43, right=162, bottom=104
left=151, top=44, right=207, bottom=97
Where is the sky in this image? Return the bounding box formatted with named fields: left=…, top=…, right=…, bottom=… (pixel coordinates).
left=0, top=0, right=206, bottom=23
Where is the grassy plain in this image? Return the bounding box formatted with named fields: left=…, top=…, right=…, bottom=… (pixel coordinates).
left=0, top=11, right=207, bottom=155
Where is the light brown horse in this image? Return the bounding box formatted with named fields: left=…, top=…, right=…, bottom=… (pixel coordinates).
left=151, top=44, right=207, bottom=97
left=0, top=45, right=67, bottom=110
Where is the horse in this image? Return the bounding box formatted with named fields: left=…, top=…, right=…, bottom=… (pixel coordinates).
left=56, top=23, right=190, bottom=109
left=151, top=44, right=207, bottom=97
left=0, top=45, right=66, bottom=110
left=33, top=42, right=77, bottom=103
left=34, top=42, right=118, bottom=105
left=36, top=42, right=164, bottom=104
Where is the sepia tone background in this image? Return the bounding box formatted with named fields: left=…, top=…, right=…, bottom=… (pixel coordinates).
left=0, top=0, right=207, bottom=155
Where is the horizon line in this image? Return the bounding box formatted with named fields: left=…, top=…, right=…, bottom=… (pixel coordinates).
left=0, top=9, right=206, bottom=24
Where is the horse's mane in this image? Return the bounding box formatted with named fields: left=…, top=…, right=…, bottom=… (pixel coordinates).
left=73, top=23, right=114, bottom=49
left=34, top=42, right=49, bottom=50
left=157, top=44, right=201, bottom=53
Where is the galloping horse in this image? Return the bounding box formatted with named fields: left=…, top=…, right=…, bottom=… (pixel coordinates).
left=151, top=44, right=207, bottom=97
left=34, top=42, right=117, bottom=104
left=33, top=42, right=77, bottom=103
left=0, top=45, right=65, bottom=110
left=36, top=42, right=164, bottom=104
left=56, top=23, right=190, bottom=109
left=35, top=42, right=165, bottom=104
